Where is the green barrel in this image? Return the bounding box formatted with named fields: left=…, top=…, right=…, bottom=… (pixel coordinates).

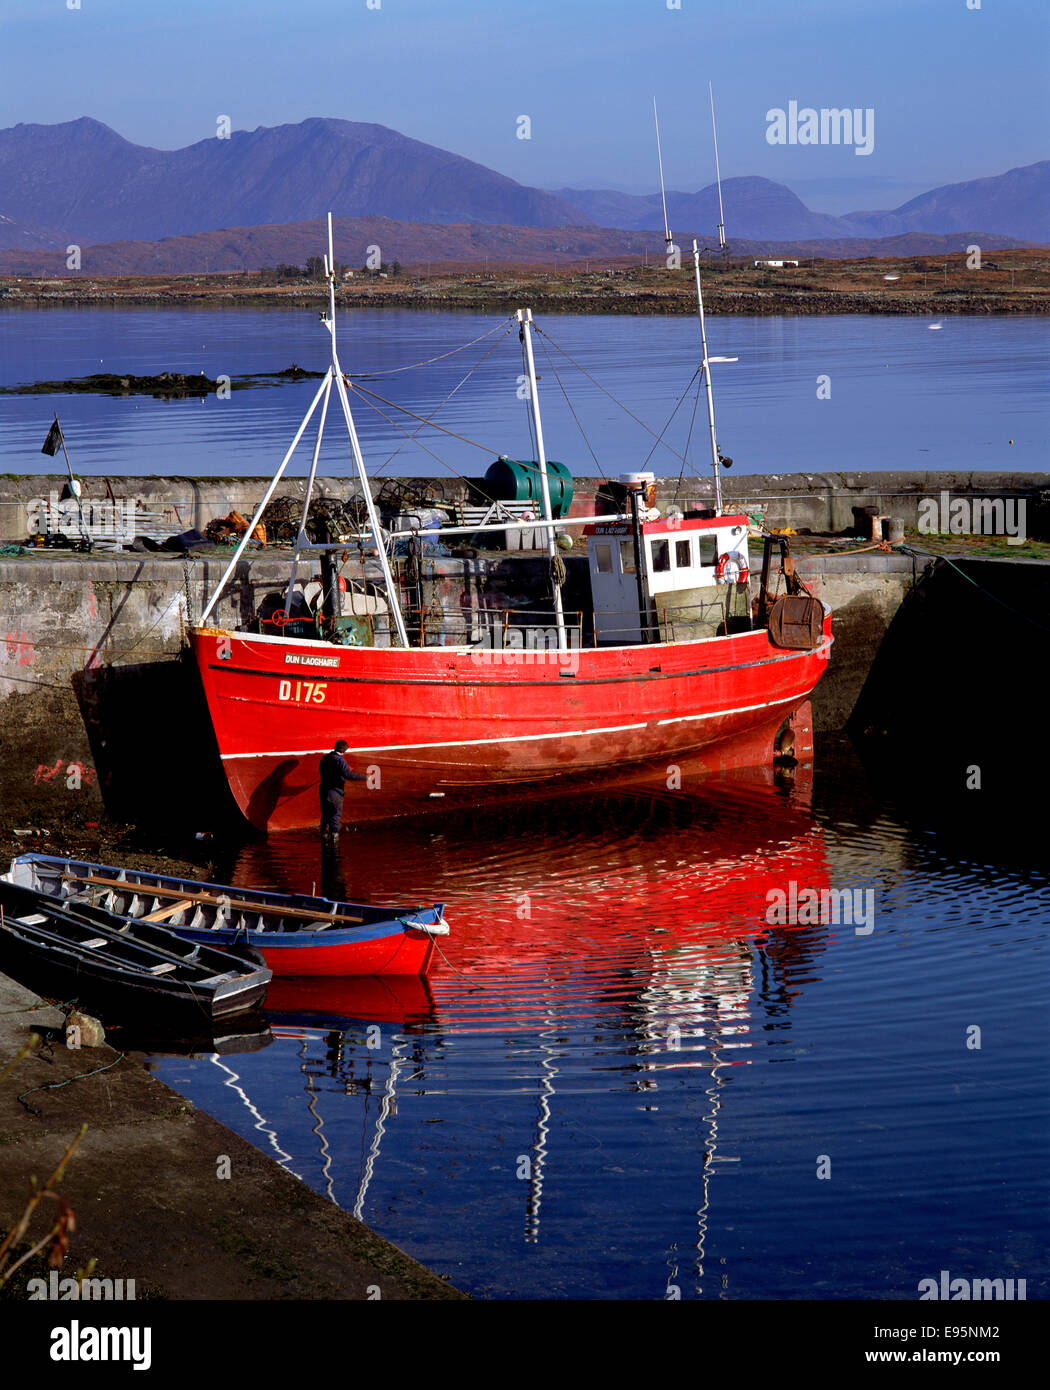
left=485, top=456, right=574, bottom=518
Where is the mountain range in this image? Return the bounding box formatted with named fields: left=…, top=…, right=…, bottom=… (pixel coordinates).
left=0, top=117, right=1045, bottom=259
left=553, top=162, right=1050, bottom=244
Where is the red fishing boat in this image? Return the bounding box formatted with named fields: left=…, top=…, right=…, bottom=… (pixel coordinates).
left=189, top=218, right=831, bottom=833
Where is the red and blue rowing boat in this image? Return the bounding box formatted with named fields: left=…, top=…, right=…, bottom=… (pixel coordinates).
left=4, top=855, right=448, bottom=978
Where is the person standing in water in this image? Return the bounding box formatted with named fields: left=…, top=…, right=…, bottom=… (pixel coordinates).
left=319, top=739, right=364, bottom=849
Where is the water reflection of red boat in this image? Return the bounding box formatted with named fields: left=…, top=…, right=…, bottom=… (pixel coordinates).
left=229, top=761, right=831, bottom=1029
left=265, top=974, right=436, bottom=1030
left=186, top=767, right=835, bottom=1258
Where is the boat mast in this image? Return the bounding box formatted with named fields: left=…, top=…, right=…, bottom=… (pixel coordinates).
left=198, top=373, right=332, bottom=626
left=517, top=308, right=567, bottom=651
left=284, top=378, right=332, bottom=614
left=199, top=214, right=409, bottom=646
left=697, top=83, right=737, bottom=515
left=693, top=241, right=732, bottom=518
left=325, top=214, right=410, bottom=647
left=653, top=96, right=737, bottom=520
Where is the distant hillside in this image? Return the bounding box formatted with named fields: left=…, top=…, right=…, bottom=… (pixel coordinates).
left=842, top=162, right=1050, bottom=243
left=0, top=219, right=655, bottom=276
left=0, top=218, right=1030, bottom=278
left=557, top=161, right=1050, bottom=244
left=0, top=117, right=591, bottom=243
left=553, top=177, right=856, bottom=240
left=0, top=213, right=65, bottom=251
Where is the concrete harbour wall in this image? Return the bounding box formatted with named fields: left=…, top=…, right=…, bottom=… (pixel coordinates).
left=1, top=470, right=1047, bottom=545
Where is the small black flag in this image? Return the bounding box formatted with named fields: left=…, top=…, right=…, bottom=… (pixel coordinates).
left=41, top=419, right=63, bottom=456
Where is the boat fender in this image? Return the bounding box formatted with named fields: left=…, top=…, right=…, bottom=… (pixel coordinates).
left=716, top=551, right=749, bottom=585
left=225, top=941, right=267, bottom=970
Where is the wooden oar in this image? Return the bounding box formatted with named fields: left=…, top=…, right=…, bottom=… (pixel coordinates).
left=67, top=874, right=364, bottom=926
left=141, top=899, right=194, bottom=923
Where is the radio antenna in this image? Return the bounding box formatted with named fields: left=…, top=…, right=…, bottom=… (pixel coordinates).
left=653, top=96, right=673, bottom=254
left=709, top=81, right=727, bottom=256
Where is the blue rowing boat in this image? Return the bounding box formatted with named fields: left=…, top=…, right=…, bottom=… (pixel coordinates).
left=4, top=855, right=449, bottom=978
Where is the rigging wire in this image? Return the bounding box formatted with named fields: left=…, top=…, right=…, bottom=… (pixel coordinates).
left=640, top=364, right=701, bottom=475
left=673, top=370, right=706, bottom=511
left=351, top=388, right=469, bottom=479
left=343, top=311, right=718, bottom=512
left=532, top=324, right=694, bottom=468
left=341, top=316, right=538, bottom=506
left=348, top=381, right=509, bottom=515
left=365, top=317, right=517, bottom=478
left=536, top=333, right=606, bottom=481
left=344, top=315, right=517, bottom=378
left=348, top=380, right=507, bottom=460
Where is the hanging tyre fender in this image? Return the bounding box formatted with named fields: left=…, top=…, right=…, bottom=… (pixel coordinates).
left=716, top=550, right=750, bottom=585
left=224, top=940, right=268, bottom=971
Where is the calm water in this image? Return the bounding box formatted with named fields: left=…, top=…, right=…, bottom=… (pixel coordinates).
left=147, top=749, right=1048, bottom=1300
left=0, top=308, right=1045, bottom=478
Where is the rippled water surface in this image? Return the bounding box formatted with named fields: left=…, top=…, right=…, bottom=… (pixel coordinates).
left=147, top=749, right=1049, bottom=1300
left=1, top=309, right=1045, bottom=476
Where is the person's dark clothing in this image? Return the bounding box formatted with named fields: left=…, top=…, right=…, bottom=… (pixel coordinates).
left=319, top=751, right=361, bottom=835
left=320, top=751, right=354, bottom=796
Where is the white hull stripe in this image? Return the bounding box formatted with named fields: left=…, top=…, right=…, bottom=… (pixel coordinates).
left=220, top=693, right=801, bottom=760
left=656, top=691, right=798, bottom=727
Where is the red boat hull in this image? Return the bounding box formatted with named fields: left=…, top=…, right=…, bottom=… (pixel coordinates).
left=190, top=620, right=832, bottom=832
left=246, top=930, right=436, bottom=978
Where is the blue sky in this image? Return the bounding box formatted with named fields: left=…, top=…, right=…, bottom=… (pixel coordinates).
left=0, top=0, right=1046, bottom=212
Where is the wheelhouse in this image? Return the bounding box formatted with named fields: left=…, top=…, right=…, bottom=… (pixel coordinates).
left=585, top=513, right=752, bottom=645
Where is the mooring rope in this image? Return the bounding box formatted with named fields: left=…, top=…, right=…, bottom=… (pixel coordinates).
left=18, top=1052, right=128, bottom=1116
left=426, top=931, right=482, bottom=988
left=918, top=549, right=1050, bottom=633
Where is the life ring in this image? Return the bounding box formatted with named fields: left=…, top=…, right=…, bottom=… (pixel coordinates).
left=716, top=550, right=750, bottom=585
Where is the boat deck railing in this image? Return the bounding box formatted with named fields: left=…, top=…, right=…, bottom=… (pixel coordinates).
left=595, top=598, right=753, bottom=646
left=405, top=606, right=586, bottom=650
left=399, top=598, right=755, bottom=649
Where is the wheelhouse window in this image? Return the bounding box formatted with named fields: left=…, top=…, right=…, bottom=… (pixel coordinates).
left=675, top=539, right=692, bottom=569
left=698, top=535, right=718, bottom=566
left=650, top=538, right=670, bottom=573
left=620, top=540, right=637, bottom=574
left=594, top=543, right=613, bottom=573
